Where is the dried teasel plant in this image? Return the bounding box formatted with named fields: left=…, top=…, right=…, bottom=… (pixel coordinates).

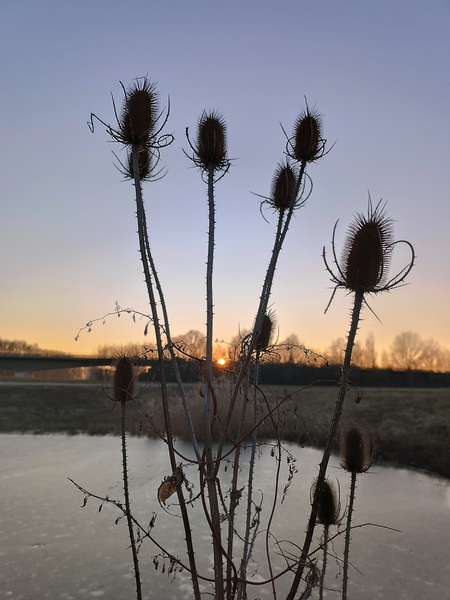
left=285, top=102, right=327, bottom=164
left=113, top=354, right=142, bottom=600
left=270, top=160, right=299, bottom=211
left=255, top=160, right=303, bottom=219
left=311, top=477, right=341, bottom=600
left=88, top=77, right=173, bottom=180
left=340, top=423, right=373, bottom=475
left=184, top=108, right=232, bottom=598
left=340, top=424, right=373, bottom=600
left=311, top=477, right=341, bottom=527
left=254, top=311, right=277, bottom=354
left=113, top=354, right=137, bottom=404
left=323, top=197, right=415, bottom=312
left=184, top=109, right=231, bottom=180
left=125, top=146, right=152, bottom=181
left=287, top=202, right=414, bottom=600
left=116, top=77, right=159, bottom=146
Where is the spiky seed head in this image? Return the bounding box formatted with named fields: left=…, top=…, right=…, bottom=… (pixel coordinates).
left=340, top=424, right=372, bottom=474
left=342, top=202, right=393, bottom=293
left=196, top=110, right=227, bottom=170
left=311, top=477, right=340, bottom=526
left=127, top=146, right=151, bottom=180
left=293, top=107, right=323, bottom=163
left=114, top=355, right=136, bottom=403
left=255, top=313, right=276, bottom=352
left=271, top=161, right=297, bottom=211
left=120, top=78, right=159, bottom=146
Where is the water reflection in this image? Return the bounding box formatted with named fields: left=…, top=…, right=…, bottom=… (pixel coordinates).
left=1, top=433, right=449, bottom=599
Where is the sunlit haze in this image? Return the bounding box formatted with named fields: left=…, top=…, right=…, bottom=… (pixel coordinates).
left=1, top=1, right=449, bottom=359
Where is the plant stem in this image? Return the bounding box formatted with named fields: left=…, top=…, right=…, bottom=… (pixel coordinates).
left=236, top=357, right=260, bottom=600
left=140, top=192, right=202, bottom=464
left=121, top=400, right=142, bottom=600
left=215, top=160, right=307, bottom=476
left=132, top=146, right=201, bottom=600
left=202, top=164, right=225, bottom=600
left=226, top=374, right=250, bottom=600
left=342, top=471, right=357, bottom=600
left=319, top=524, right=329, bottom=600
left=286, top=289, right=364, bottom=600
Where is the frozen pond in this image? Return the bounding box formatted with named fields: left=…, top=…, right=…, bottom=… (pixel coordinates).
left=1, top=433, right=450, bottom=599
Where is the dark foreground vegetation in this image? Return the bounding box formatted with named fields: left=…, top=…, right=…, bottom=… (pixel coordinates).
left=1, top=380, right=448, bottom=478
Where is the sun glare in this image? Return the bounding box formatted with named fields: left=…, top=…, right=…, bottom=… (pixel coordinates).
left=217, top=358, right=226, bottom=366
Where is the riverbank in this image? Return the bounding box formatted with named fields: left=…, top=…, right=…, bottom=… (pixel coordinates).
left=1, top=380, right=448, bottom=477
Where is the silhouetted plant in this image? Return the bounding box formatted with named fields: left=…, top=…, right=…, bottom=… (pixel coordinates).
left=340, top=424, right=372, bottom=600
left=112, top=354, right=142, bottom=600
left=311, top=477, right=341, bottom=600
left=76, top=78, right=415, bottom=600
left=287, top=198, right=414, bottom=600
left=185, top=109, right=231, bottom=598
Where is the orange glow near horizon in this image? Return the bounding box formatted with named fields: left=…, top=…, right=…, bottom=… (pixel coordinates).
left=217, top=358, right=226, bottom=366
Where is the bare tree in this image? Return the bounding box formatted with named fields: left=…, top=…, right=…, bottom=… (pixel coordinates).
left=326, top=333, right=378, bottom=369
left=383, top=332, right=450, bottom=372
left=275, top=333, right=312, bottom=364
left=387, top=331, right=423, bottom=370
left=352, top=332, right=377, bottom=369
left=172, top=329, right=206, bottom=359
left=324, top=337, right=346, bottom=365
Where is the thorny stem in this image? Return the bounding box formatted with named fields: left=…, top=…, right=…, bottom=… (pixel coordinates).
left=132, top=146, right=201, bottom=600
left=222, top=160, right=305, bottom=596
left=236, top=357, right=260, bottom=600
left=205, top=164, right=215, bottom=385
left=287, top=289, right=364, bottom=600
left=121, top=400, right=142, bottom=600
left=215, top=160, right=307, bottom=476
left=202, top=163, right=224, bottom=600
left=342, top=471, right=357, bottom=600
left=319, top=524, right=329, bottom=600
left=265, top=443, right=282, bottom=600
left=226, top=376, right=249, bottom=600
left=140, top=187, right=202, bottom=464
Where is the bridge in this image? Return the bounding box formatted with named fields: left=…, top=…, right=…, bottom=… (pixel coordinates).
left=0, top=354, right=154, bottom=376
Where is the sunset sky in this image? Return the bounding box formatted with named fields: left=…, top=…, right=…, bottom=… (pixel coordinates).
left=1, top=0, right=449, bottom=359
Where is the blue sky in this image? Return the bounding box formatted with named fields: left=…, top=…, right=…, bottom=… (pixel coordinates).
left=1, top=0, right=449, bottom=357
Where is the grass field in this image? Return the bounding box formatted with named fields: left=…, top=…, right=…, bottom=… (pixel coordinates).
left=0, top=380, right=449, bottom=478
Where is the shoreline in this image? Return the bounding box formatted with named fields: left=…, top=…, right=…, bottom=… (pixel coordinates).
left=1, top=382, right=448, bottom=478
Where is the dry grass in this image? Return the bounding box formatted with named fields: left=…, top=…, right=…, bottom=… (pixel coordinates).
left=0, top=380, right=449, bottom=477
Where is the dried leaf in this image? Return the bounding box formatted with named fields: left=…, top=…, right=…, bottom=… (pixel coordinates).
left=158, top=480, right=177, bottom=505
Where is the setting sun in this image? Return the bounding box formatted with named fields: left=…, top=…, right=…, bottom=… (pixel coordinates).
left=217, top=358, right=226, bottom=366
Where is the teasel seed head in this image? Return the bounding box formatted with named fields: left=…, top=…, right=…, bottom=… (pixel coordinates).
left=114, top=355, right=136, bottom=403
left=119, top=78, right=159, bottom=146
left=293, top=106, right=323, bottom=163
left=322, top=198, right=415, bottom=313
left=126, top=146, right=151, bottom=181
left=196, top=110, right=227, bottom=171
left=342, top=202, right=393, bottom=293
left=340, top=424, right=372, bottom=474
left=270, top=161, right=298, bottom=212
left=255, top=311, right=276, bottom=353
left=311, top=477, right=340, bottom=526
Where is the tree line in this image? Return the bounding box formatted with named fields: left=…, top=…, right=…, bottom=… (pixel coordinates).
left=96, top=329, right=450, bottom=373
left=1, top=330, right=449, bottom=379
